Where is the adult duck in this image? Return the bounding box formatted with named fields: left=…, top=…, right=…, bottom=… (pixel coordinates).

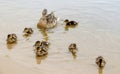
left=37, top=9, right=58, bottom=29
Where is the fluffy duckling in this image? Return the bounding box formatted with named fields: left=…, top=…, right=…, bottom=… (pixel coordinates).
left=34, top=41, right=49, bottom=48
left=35, top=46, right=48, bottom=56
left=64, top=19, right=78, bottom=26
left=96, top=56, right=106, bottom=68
left=33, top=41, right=41, bottom=50
left=69, top=43, right=78, bottom=55
left=37, top=9, right=58, bottom=29
left=34, top=41, right=41, bottom=46
left=6, top=33, right=17, bottom=44
left=23, top=28, right=33, bottom=36
left=34, top=41, right=49, bottom=56
left=41, top=41, right=49, bottom=48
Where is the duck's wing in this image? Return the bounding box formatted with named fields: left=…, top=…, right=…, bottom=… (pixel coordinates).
left=46, top=12, right=57, bottom=23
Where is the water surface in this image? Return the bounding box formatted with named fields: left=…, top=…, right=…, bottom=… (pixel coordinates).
left=0, top=0, right=120, bottom=74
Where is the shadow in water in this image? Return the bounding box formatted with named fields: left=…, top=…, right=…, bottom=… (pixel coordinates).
left=64, top=25, right=77, bottom=31
left=23, top=34, right=32, bottom=40
left=39, top=29, right=49, bottom=41
left=98, top=67, right=103, bottom=74
left=6, top=42, right=17, bottom=50
left=23, top=34, right=31, bottom=38
left=35, top=55, right=47, bottom=64
left=72, top=53, right=77, bottom=59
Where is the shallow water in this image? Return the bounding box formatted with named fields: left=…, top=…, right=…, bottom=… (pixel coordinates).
left=0, top=0, right=120, bottom=74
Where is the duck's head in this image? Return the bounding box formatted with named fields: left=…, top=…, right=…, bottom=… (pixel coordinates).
left=96, top=56, right=106, bottom=68
left=41, top=41, right=49, bottom=47
left=69, top=43, right=77, bottom=55
left=35, top=46, right=48, bottom=56
left=64, top=19, right=69, bottom=23
left=7, top=33, right=17, bottom=44
left=42, top=9, right=47, bottom=16
left=34, top=41, right=41, bottom=48
left=23, top=28, right=33, bottom=35
left=69, top=43, right=76, bottom=49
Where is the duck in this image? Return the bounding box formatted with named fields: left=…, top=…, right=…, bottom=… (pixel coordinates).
left=37, top=9, right=58, bottom=29
left=96, top=56, right=106, bottom=68
left=40, top=41, right=49, bottom=48
left=6, top=33, right=17, bottom=44
left=64, top=19, right=78, bottom=26
left=23, top=27, right=33, bottom=36
left=68, top=43, right=78, bottom=55
left=34, top=41, right=49, bottom=48
left=35, top=46, right=48, bottom=56
left=34, top=41, right=41, bottom=46
left=34, top=41, right=49, bottom=56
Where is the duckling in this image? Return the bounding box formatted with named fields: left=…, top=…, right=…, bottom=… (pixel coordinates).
left=64, top=19, right=78, bottom=26
left=69, top=43, right=78, bottom=55
left=23, top=28, right=33, bottom=36
left=96, top=56, right=106, bottom=68
left=34, top=40, right=49, bottom=47
left=37, top=9, right=58, bottom=29
left=33, top=40, right=49, bottom=51
left=6, top=33, right=17, bottom=44
left=34, top=41, right=41, bottom=46
left=41, top=41, right=49, bottom=48
left=35, top=46, right=48, bottom=56
left=33, top=41, right=40, bottom=49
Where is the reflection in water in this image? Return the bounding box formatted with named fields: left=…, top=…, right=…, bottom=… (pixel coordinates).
left=6, top=42, right=17, bottom=50
left=35, top=55, right=47, bottom=64
left=23, top=34, right=31, bottom=38
left=64, top=25, right=77, bottom=31
left=98, top=67, right=103, bottom=74
left=23, top=34, right=31, bottom=41
left=39, top=29, right=48, bottom=41
left=35, top=28, right=49, bottom=64
left=72, top=53, right=77, bottom=59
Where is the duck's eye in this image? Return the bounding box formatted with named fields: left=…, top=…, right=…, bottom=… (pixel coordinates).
left=7, top=34, right=11, bottom=38
left=37, top=46, right=40, bottom=49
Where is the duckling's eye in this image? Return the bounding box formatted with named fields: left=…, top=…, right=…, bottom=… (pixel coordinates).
left=37, top=46, right=40, bottom=49
left=7, top=34, right=11, bottom=38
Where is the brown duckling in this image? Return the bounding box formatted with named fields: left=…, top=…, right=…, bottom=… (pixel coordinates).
left=34, top=41, right=49, bottom=56
left=6, top=33, right=17, bottom=44
left=34, top=41, right=49, bottom=48
left=35, top=45, right=48, bottom=56
left=64, top=19, right=78, bottom=26
left=23, top=28, right=33, bottom=36
left=69, top=43, right=78, bottom=55
left=41, top=41, right=49, bottom=48
left=96, top=56, right=106, bottom=68
left=34, top=41, right=41, bottom=46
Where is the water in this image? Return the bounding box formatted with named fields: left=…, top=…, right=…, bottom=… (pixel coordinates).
left=0, top=0, right=120, bottom=74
